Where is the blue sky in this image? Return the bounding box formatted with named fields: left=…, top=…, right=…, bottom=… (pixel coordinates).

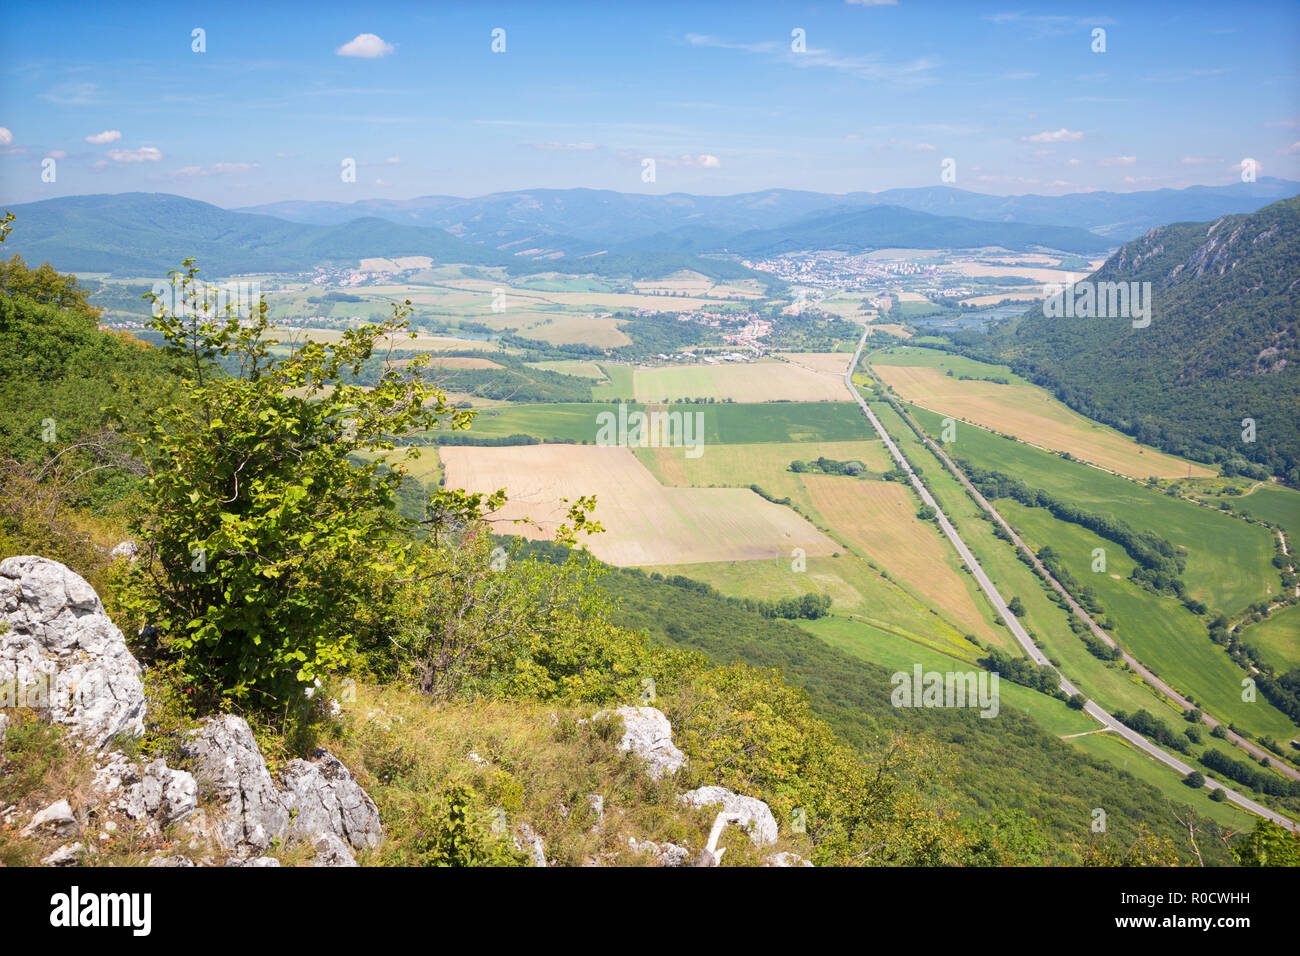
left=2, top=0, right=1297, bottom=206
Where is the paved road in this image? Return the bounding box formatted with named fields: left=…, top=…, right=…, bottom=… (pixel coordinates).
left=845, top=330, right=1298, bottom=830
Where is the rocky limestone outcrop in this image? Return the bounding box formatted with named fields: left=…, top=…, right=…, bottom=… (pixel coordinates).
left=92, top=752, right=198, bottom=826
left=180, top=714, right=292, bottom=855
left=0, top=556, right=146, bottom=749
left=591, top=706, right=686, bottom=781
left=677, top=786, right=778, bottom=848
left=181, top=714, right=384, bottom=864
left=279, top=748, right=383, bottom=850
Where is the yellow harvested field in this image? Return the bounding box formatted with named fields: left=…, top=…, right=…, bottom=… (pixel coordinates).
left=872, top=363, right=1214, bottom=479
left=634, top=359, right=851, bottom=403
left=801, top=476, right=1000, bottom=643
left=440, top=444, right=837, bottom=566
left=780, top=352, right=853, bottom=376
left=866, top=323, right=912, bottom=338
left=427, top=356, right=505, bottom=370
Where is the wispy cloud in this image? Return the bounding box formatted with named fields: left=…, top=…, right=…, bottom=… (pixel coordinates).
left=1098, top=155, right=1137, bottom=166
left=41, top=81, right=102, bottom=105
left=107, top=146, right=162, bottom=163
left=527, top=142, right=599, bottom=152
left=685, top=33, right=938, bottom=85
left=1021, top=128, right=1084, bottom=143
left=84, top=129, right=121, bottom=144
left=173, top=161, right=260, bottom=178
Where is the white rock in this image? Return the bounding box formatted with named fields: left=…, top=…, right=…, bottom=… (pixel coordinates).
left=627, top=836, right=690, bottom=867
left=311, top=831, right=358, bottom=868
left=677, top=786, right=778, bottom=847
left=591, top=706, right=686, bottom=780
left=23, top=799, right=77, bottom=838
left=765, top=851, right=814, bottom=867
left=514, top=823, right=547, bottom=867
left=109, top=541, right=139, bottom=562
left=180, top=714, right=289, bottom=854
left=280, top=748, right=383, bottom=851
left=41, top=842, right=82, bottom=866
left=0, top=556, right=146, bottom=749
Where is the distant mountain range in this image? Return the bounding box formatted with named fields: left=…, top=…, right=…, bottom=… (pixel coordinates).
left=976, top=196, right=1300, bottom=479
left=239, top=179, right=1299, bottom=250
left=2, top=188, right=1162, bottom=278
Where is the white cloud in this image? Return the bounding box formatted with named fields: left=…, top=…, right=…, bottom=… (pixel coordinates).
left=336, top=33, right=395, bottom=58
left=528, top=142, right=599, bottom=151
left=912, top=142, right=938, bottom=151
left=85, top=129, right=121, bottom=144
left=1180, top=156, right=1214, bottom=165
left=1067, top=158, right=1081, bottom=166
left=1022, top=128, right=1084, bottom=143
left=0, top=127, right=12, bottom=146
left=1098, top=155, right=1136, bottom=166
left=274, top=152, right=297, bottom=159
left=172, top=161, right=260, bottom=178
left=107, top=147, right=162, bottom=163
left=47, top=150, right=67, bottom=159
left=385, top=156, right=401, bottom=164
left=1283, top=142, right=1300, bottom=155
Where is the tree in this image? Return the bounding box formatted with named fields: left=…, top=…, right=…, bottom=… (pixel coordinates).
left=118, top=261, right=470, bottom=708
left=1182, top=771, right=1205, bottom=788
left=1008, top=596, right=1026, bottom=617
left=1233, top=819, right=1300, bottom=867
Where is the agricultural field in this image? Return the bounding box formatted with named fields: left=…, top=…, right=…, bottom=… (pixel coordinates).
left=525, top=359, right=609, bottom=380
left=651, top=556, right=986, bottom=662
left=439, top=444, right=836, bottom=566
left=1221, top=483, right=1300, bottom=545
left=871, top=347, right=1213, bottom=479
left=799, top=475, right=1003, bottom=646
left=780, top=352, right=854, bottom=376
left=632, top=359, right=851, bottom=403
left=1238, top=604, right=1300, bottom=673
left=636, top=439, right=894, bottom=504
left=998, top=499, right=1298, bottom=743
left=906, top=402, right=1278, bottom=618
left=455, top=401, right=870, bottom=445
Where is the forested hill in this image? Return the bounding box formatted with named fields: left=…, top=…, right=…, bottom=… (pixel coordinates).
left=976, top=196, right=1300, bottom=481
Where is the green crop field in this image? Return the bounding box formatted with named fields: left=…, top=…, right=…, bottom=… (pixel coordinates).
left=906, top=402, right=1279, bottom=617
left=450, top=401, right=872, bottom=445
left=998, top=499, right=1299, bottom=742
left=651, top=555, right=986, bottom=662
left=1229, top=483, right=1300, bottom=544
left=1239, top=604, right=1300, bottom=673
left=590, top=363, right=636, bottom=401
left=798, top=616, right=1099, bottom=737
